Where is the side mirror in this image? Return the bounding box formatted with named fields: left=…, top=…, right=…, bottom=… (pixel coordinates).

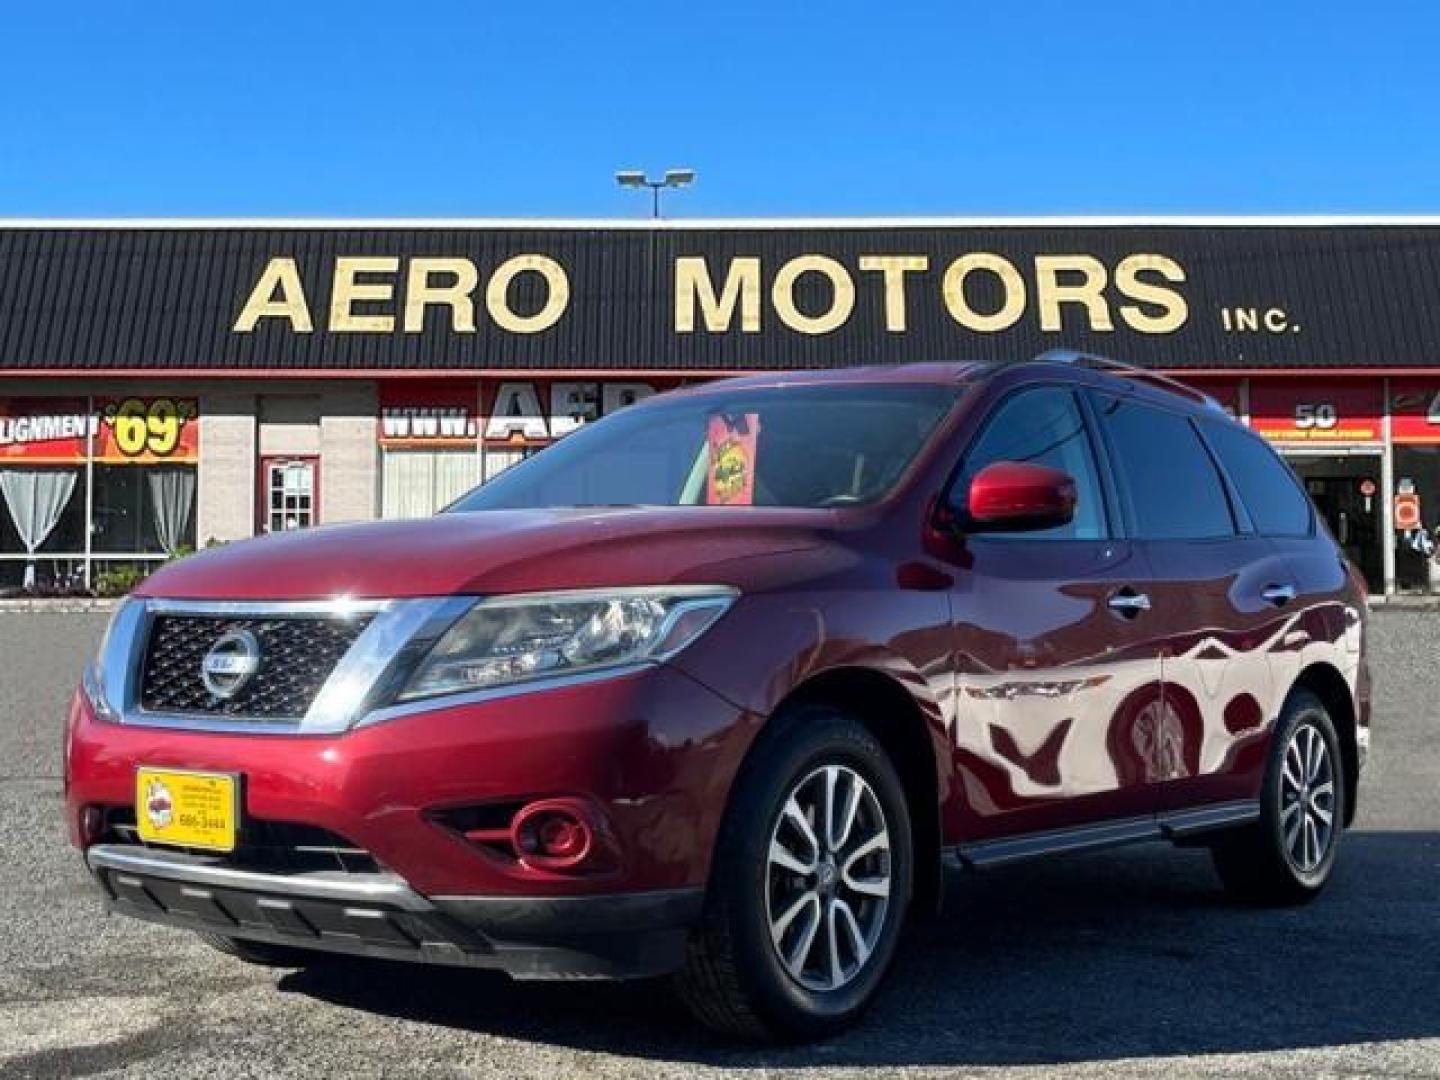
left=965, top=461, right=1077, bottom=533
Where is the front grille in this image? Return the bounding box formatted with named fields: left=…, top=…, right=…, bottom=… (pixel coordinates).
left=138, top=613, right=371, bottom=719
left=101, top=807, right=382, bottom=874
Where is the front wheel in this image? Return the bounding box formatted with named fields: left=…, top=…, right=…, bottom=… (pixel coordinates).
left=677, top=705, right=913, bottom=1042
left=1211, top=688, right=1345, bottom=905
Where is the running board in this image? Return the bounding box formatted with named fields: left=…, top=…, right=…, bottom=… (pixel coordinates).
left=946, top=801, right=1260, bottom=870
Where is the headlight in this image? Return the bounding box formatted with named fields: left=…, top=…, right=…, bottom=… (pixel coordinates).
left=82, top=597, right=139, bottom=721
left=396, top=586, right=737, bottom=702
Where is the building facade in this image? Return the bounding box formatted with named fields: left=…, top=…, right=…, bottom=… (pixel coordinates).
left=3, top=217, right=1440, bottom=596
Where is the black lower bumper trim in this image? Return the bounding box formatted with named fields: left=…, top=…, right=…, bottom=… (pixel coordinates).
left=432, top=887, right=704, bottom=937
left=432, top=888, right=704, bottom=981
left=85, top=844, right=701, bottom=981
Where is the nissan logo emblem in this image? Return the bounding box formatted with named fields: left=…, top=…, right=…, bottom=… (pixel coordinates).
left=201, top=629, right=261, bottom=699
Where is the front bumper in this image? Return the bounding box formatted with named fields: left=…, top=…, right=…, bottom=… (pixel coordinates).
left=67, top=661, right=753, bottom=897
left=88, top=843, right=703, bottom=980
left=67, top=655, right=760, bottom=979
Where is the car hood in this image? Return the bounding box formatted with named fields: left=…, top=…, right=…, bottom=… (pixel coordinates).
left=136, top=507, right=835, bottom=601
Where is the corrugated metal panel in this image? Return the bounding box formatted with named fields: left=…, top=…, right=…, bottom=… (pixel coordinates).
left=2, top=224, right=1439, bottom=373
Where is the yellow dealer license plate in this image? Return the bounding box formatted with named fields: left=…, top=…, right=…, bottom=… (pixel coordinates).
left=135, top=768, right=238, bottom=852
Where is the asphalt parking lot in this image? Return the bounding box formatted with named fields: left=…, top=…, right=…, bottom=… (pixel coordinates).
left=1, top=610, right=1437, bottom=1079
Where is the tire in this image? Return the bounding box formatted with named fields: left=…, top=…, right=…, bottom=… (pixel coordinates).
left=676, top=704, right=913, bottom=1042
left=196, top=932, right=316, bottom=968
left=1211, top=688, right=1345, bottom=906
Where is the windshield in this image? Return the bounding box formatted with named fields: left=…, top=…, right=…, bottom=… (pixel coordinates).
left=449, top=383, right=960, bottom=511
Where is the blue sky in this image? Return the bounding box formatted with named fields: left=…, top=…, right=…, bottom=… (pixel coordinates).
left=0, top=1, right=1436, bottom=217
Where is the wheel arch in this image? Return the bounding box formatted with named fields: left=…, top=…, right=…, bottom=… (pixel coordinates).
left=1290, top=661, right=1360, bottom=827
left=778, top=665, right=947, bottom=916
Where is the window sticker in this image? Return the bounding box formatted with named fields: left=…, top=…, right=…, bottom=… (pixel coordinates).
left=706, top=412, right=761, bottom=506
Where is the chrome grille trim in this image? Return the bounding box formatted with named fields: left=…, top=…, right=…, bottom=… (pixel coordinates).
left=139, top=613, right=373, bottom=720
left=144, top=598, right=390, bottom=617
left=100, top=596, right=473, bottom=735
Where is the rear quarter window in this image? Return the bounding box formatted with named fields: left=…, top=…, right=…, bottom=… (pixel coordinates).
left=1201, top=419, right=1314, bottom=537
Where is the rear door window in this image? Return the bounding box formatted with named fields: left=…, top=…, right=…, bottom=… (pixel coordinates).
left=1093, top=394, right=1235, bottom=540
left=1200, top=419, right=1314, bottom=537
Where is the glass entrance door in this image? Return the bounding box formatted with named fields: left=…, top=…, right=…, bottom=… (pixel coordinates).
left=1285, top=454, right=1383, bottom=592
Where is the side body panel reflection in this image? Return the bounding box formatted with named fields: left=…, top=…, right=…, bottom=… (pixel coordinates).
left=951, top=538, right=1163, bottom=841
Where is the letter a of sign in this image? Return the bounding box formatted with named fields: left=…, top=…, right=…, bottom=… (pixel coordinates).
left=233, top=257, right=315, bottom=333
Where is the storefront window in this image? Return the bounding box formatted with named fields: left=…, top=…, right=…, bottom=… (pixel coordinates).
left=1390, top=381, right=1440, bottom=594
left=382, top=450, right=481, bottom=519
left=1249, top=379, right=1386, bottom=594
left=91, top=464, right=197, bottom=554
left=1394, top=447, right=1440, bottom=594
left=482, top=447, right=530, bottom=482
left=0, top=396, right=198, bottom=593
left=0, top=466, right=86, bottom=589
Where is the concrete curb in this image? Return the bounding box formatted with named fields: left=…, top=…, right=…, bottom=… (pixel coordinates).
left=0, top=598, right=121, bottom=613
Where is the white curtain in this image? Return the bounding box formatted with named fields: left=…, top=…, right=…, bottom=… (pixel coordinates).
left=483, top=449, right=527, bottom=483
left=147, top=467, right=196, bottom=555
left=0, top=469, right=79, bottom=588
left=433, top=451, right=482, bottom=510
left=382, top=450, right=481, bottom=519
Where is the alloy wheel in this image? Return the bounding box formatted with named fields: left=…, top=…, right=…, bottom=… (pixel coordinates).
left=765, top=764, right=892, bottom=993
left=1280, top=721, right=1337, bottom=874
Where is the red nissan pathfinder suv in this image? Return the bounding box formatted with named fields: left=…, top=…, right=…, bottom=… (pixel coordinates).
left=66, top=353, right=1370, bottom=1041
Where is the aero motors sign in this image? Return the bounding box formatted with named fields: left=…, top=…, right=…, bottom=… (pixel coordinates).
left=8, top=224, right=1440, bottom=374
left=378, top=380, right=666, bottom=449
left=378, top=383, right=478, bottom=448
left=482, top=380, right=663, bottom=445
left=234, top=251, right=1190, bottom=340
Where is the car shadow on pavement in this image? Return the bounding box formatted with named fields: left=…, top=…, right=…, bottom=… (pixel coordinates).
left=278, top=829, right=1440, bottom=1067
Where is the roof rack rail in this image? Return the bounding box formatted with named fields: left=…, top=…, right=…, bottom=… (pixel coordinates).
left=1028, top=349, right=1225, bottom=410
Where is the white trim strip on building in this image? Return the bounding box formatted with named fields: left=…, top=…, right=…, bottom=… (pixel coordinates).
left=10, top=214, right=1440, bottom=230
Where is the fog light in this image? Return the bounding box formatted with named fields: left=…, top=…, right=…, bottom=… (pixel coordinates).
left=536, top=815, right=587, bottom=859
left=510, top=799, right=598, bottom=870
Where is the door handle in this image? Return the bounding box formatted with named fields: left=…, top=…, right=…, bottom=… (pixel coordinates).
left=1107, top=590, right=1152, bottom=616
left=1261, top=583, right=1297, bottom=606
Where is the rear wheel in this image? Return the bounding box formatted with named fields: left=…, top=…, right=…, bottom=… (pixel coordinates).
left=676, top=705, right=913, bottom=1042
left=1211, top=688, right=1345, bottom=905
left=196, top=932, right=316, bottom=968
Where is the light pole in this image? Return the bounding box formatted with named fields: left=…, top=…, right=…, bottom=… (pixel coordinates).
left=615, top=168, right=696, bottom=218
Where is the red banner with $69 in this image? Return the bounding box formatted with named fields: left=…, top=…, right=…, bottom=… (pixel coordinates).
left=0, top=397, right=199, bottom=464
